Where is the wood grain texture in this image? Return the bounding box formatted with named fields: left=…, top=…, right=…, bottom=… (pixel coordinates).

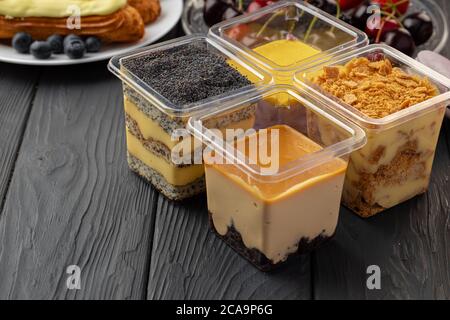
left=0, top=63, right=158, bottom=299
left=0, top=63, right=39, bottom=210
left=147, top=194, right=311, bottom=300
left=312, top=131, right=450, bottom=299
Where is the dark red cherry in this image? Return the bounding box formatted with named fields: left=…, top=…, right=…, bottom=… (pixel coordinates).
left=381, top=28, right=416, bottom=56
left=402, top=11, right=433, bottom=46
left=204, top=0, right=234, bottom=27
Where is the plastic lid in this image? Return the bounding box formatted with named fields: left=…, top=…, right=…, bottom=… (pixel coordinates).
left=188, top=85, right=366, bottom=183
left=108, top=34, right=271, bottom=118
left=295, top=44, right=450, bottom=130
left=209, top=0, right=368, bottom=74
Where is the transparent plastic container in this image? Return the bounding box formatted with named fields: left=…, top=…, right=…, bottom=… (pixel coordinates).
left=295, top=44, right=450, bottom=217
left=209, top=0, right=368, bottom=83
left=188, top=85, right=366, bottom=271
left=108, top=34, right=270, bottom=201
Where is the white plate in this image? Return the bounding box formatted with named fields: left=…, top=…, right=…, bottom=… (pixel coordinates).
left=0, top=0, right=183, bottom=66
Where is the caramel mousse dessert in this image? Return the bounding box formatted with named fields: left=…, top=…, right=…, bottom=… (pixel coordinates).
left=192, top=88, right=365, bottom=270
left=311, top=51, right=447, bottom=217
left=111, top=37, right=264, bottom=200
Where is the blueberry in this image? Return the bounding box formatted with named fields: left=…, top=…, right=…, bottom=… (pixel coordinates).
left=85, top=37, right=102, bottom=53
left=64, top=39, right=86, bottom=59
left=63, top=34, right=82, bottom=47
left=30, top=41, right=52, bottom=59
left=47, top=34, right=64, bottom=54
left=12, top=32, right=33, bottom=53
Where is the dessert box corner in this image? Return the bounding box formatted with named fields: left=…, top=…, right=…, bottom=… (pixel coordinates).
left=108, top=0, right=450, bottom=270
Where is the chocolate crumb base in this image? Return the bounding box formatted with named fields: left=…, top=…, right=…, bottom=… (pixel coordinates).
left=208, top=212, right=333, bottom=272
left=127, top=152, right=205, bottom=200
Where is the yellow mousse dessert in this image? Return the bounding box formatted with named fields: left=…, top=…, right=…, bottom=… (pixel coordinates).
left=204, top=124, right=347, bottom=270
left=252, top=39, right=321, bottom=106
left=253, top=39, right=321, bottom=69
left=312, top=56, right=445, bottom=217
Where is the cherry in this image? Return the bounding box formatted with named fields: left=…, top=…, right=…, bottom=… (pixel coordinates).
left=402, top=11, right=433, bottom=46
left=204, top=0, right=235, bottom=27
left=307, top=0, right=338, bottom=15
left=338, top=0, right=363, bottom=11
left=247, top=1, right=262, bottom=13
left=352, top=1, right=372, bottom=31
left=381, top=28, right=415, bottom=56
left=226, top=24, right=250, bottom=41
left=371, top=0, right=410, bottom=16
left=366, top=18, right=399, bottom=38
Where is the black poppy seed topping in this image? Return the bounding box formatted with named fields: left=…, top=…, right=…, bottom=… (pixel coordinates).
left=122, top=43, right=252, bottom=107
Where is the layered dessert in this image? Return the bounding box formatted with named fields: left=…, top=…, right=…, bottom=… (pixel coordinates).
left=120, top=42, right=257, bottom=200
left=0, top=0, right=161, bottom=43
left=204, top=125, right=348, bottom=271
left=312, top=55, right=445, bottom=217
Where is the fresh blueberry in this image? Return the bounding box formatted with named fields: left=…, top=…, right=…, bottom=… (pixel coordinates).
left=47, top=34, right=64, bottom=54
left=63, top=34, right=82, bottom=47
left=64, top=39, right=86, bottom=59
left=12, top=32, right=33, bottom=53
left=30, top=41, right=52, bottom=59
left=85, top=37, right=102, bottom=53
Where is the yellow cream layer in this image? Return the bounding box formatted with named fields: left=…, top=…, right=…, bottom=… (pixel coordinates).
left=126, top=129, right=205, bottom=186
left=124, top=97, right=180, bottom=150
left=0, top=0, right=127, bottom=18
left=125, top=96, right=256, bottom=151
left=242, top=39, right=321, bottom=105
left=253, top=39, right=321, bottom=69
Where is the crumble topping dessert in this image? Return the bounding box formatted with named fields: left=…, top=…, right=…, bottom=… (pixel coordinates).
left=312, top=55, right=445, bottom=217
left=315, top=57, right=439, bottom=118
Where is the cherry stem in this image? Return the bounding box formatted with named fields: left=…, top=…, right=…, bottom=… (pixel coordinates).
left=375, top=9, right=397, bottom=43
left=238, top=0, right=243, bottom=12
left=256, top=11, right=284, bottom=38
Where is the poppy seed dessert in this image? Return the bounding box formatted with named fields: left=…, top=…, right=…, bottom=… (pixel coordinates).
left=118, top=40, right=258, bottom=200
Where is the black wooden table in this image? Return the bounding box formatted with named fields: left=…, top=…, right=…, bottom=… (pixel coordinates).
left=0, top=2, right=449, bottom=300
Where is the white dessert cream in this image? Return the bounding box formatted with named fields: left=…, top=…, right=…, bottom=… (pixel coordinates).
left=0, top=0, right=127, bottom=18
left=204, top=125, right=347, bottom=265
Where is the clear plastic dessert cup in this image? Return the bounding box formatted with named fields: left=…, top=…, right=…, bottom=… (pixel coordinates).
left=188, top=85, right=366, bottom=271
left=295, top=44, right=450, bottom=217
left=108, top=34, right=270, bottom=201
left=209, top=0, right=368, bottom=84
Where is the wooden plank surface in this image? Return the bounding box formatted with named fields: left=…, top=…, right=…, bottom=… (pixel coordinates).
left=312, top=129, right=450, bottom=299
left=0, top=63, right=39, bottom=211
left=147, top=195, right=312, bottom=300
left=0, top=63, right=158, bottom=299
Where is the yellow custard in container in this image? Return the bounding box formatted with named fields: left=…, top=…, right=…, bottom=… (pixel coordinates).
left=188, top=86, right=366, bottom=271
left=297, top=44, right=450, bottom=217
left=209, top=0, right=368, bottom=84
